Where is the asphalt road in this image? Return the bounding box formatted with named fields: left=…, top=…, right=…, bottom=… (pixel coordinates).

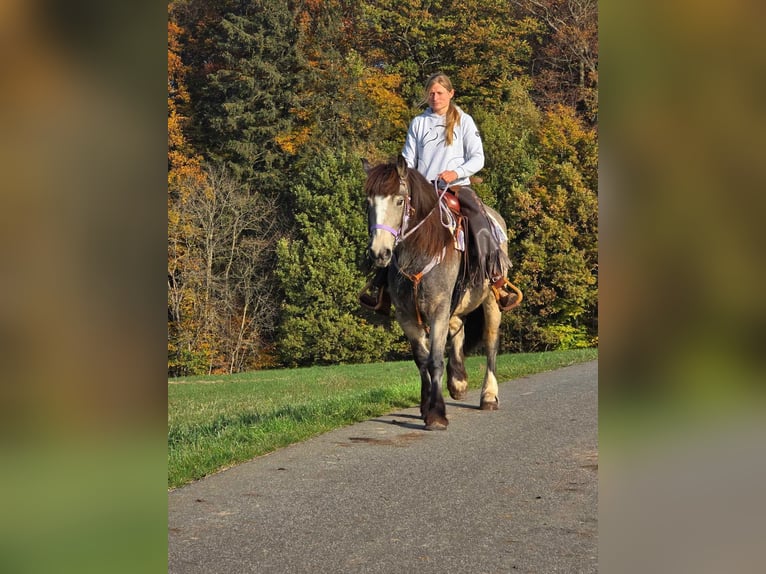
left=168, top=360, right=598, bottom=574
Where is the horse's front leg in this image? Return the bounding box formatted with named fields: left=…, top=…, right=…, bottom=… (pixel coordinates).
left=400, top=318, right=431, bottom=419
left=409, top=336, right=431, bottom=420
left=447, top=315, right=468, bottom=401
left=424, top=314, right=451, bottom=430
left=479, top=299, right=503, bottom=410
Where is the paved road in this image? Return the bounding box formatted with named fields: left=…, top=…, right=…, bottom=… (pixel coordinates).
left=169, top=360, right=598, bottom=574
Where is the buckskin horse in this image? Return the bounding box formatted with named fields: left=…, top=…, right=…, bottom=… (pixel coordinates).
left=363, top=155, right=521, bottom=430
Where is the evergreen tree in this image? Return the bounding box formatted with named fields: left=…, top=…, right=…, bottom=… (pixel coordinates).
left=474, top=88, right=597, bottom=351
left=275, top=148, right=405, bottom=366
left=187, top=0, right=305, bottom=196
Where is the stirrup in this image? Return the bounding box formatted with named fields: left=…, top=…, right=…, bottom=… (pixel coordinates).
left=491, top=278, right=523, bottom=312
left=358, top=281, right=391, bottom=315
left=359, top=290, right=380, bottom=311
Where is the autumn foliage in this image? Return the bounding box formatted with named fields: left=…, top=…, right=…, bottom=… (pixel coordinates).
left=168, top=0, right=598, bottom=374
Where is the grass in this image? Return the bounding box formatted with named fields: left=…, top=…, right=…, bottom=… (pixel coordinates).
left=168, top=348, right=597, bottom=489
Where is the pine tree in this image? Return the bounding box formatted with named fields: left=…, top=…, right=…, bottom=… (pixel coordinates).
left=187, top=0, right=305, bottom=196
left=275, top=148, right=405, bottom=366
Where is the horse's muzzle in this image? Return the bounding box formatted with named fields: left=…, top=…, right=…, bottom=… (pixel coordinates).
left=369, top=246, right=392, bottom=267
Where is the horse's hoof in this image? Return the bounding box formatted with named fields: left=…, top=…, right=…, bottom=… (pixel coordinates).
left=424, top=415, right=449, bottom=430
left=449, top=390, right=468, bottom=401
left=480, top=398, right=499, bottom=411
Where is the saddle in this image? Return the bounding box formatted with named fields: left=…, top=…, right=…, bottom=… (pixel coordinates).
left=442, top=189, right=462, bottom=215
left=439, top=176, right=483, bottom=216
left=439, top=189, right=467, bottom=255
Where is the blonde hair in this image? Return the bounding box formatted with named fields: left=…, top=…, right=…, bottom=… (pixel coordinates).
left=422, top=72, right=460, bottom=146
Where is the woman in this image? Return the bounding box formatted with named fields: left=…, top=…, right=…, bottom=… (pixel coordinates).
left=360, top=72, right=518, bottom=313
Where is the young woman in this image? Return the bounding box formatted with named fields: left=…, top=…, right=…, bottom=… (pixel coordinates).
left=361, top=73, right=518, bottom=313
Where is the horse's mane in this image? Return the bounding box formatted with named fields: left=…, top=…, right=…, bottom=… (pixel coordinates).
left=365, top=160, right=453, bottom=260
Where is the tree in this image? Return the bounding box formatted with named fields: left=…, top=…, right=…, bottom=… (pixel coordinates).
left=444, top=0, right=541, bottom=109
left=286, top=0, right=408, bottom=157
left=356, top=0, right=452, bottom=105
left=169, top=164, right=281, bottom=375
left=471, top=78, right=542, bottom=209
left=511, top=0, right=598, bottom=121
left=169, top=8, right=211, bottom=375
left=182, top=0, right=306, bottom=196
left=275, top=148, right=405, bottom=366
left=505, top=104, right=598, bottom=350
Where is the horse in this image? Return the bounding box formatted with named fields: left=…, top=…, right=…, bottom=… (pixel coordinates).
left=363, top=154, right=519, bottom=430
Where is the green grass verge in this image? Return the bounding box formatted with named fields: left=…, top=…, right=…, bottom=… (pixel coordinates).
left=168, top=349, right=597, bottom=488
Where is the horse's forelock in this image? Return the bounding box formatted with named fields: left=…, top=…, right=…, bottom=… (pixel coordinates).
left=366, top=162, right=437, bottom=213
left=365, top=164, right=399, bottom=198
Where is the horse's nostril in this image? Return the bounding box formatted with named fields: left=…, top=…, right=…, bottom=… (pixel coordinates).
left=369, top=247, right=392, bottom=266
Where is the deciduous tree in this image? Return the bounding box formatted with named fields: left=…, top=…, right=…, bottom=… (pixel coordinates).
left=505, top=103, right=598, bottom=350
left=511, top=0, right=598, bottom=121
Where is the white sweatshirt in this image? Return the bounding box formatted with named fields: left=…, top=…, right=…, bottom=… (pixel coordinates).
left=401, top=105, right=484, bottom=187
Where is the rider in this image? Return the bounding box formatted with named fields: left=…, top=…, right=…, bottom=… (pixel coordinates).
left=360, top=72, right=518, bottom=314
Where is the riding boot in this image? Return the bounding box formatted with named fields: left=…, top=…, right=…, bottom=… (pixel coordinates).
left=359, top=268, right=391, bottom=315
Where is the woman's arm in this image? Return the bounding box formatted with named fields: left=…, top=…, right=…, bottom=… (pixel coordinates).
left=401, top=119, right=419, bottom=169
left=455, top=114, right=484, bottom=179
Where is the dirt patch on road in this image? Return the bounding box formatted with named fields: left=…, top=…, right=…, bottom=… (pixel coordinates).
left=337, top=432, right=424, bottom=447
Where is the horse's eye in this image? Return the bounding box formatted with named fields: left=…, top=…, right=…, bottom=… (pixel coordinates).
left=395, top=197, right=405, bottom=207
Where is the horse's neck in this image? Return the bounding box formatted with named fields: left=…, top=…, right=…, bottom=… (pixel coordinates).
left=395, top=244, right=436, bottom=271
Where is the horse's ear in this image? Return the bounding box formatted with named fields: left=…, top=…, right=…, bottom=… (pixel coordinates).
left=396, top=154, right=408, bottom=179
left=361, top=158, right=372, bottom=174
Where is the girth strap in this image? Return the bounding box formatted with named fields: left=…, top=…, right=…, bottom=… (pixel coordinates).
left=398, top=247, right=446, bottom=331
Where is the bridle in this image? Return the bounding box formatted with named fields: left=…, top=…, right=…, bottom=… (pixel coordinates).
left=370, top=176, right=451, bottom=246
left=370, top=175, right=411, bottom=246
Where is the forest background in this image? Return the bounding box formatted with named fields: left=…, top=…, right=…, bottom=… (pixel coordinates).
left=167, top=0, right=598, bottom=376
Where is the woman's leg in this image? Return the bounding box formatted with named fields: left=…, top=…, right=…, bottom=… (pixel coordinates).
left=454, top=187, right=518, bottom=311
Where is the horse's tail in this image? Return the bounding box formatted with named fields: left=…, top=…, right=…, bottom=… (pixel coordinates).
left=463, top=306, right=485, bottom=354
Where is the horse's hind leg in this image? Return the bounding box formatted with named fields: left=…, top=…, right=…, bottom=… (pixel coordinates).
left=480, top=301, right=503, bottom=410
left=447, top=315, right=468, bottom=400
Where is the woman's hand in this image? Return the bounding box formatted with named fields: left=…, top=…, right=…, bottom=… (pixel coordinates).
left=437, top=170, right=458, bottom=184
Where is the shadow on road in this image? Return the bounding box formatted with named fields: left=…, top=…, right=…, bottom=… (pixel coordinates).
left=444, top=401, right=481, bottom=410
left=369, top=414, right=424, bottom=430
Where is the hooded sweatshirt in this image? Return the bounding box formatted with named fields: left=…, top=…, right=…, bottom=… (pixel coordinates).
left=401, top=105, right=484, bottom=187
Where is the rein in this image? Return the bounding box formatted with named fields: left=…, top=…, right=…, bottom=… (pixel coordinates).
left=372, top=178, right=452, bottom=245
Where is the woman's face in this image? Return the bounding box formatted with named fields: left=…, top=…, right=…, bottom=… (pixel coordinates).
left=427, top=82, right=454, bottom=115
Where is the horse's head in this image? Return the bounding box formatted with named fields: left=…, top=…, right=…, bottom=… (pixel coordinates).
left=363, top=155, right=411, bottom=268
